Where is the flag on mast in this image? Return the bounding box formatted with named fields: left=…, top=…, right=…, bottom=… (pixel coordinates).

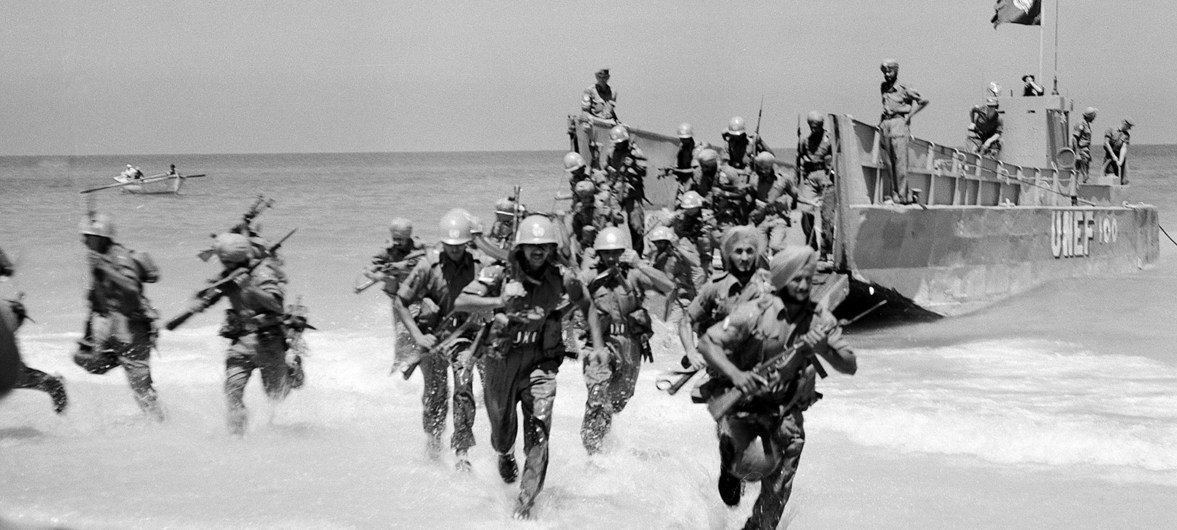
left=991, top=0, right=1042, bottom=28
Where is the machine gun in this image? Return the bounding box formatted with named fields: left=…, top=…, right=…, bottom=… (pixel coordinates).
left=198, top=195, right=275, bottom=262
left=166, top=228, right=296, bottom=331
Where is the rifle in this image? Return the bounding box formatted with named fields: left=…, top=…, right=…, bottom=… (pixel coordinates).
left=393, top=312, right=479, bottom=378
left=703, top=300, right=885, bottom=417
left=165, top=228, right=296, bottom=331
left=198, top=196, right=275, bottom=262
left=754, top=95, right=765, bottom=141
left=353, top=249, right=427, bottom=294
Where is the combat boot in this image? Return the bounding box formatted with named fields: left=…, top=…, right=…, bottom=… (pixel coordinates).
left=497, top=453, right=518, bottom=484
left=455, top=449, right=472, bottom=473
left=46, top=375, right=68, bottom=415
left=718, top=469, right=742, bottom=507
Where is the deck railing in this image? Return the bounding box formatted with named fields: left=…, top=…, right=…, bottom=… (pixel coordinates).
left=835, top=115, right=1078, bottom=208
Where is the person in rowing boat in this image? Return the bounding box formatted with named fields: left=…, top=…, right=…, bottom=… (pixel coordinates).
left=968, top=97, right=1004, bottom=158
left=1, top=252, right=69, bottom=414
left=1072, top=107, right=1097, bottom=182
left=878, top=59, right=929, bottom=205
left=167, top=164, right=177, bottom=176
left=1103, top=118, right=1134, bottom=184
left=696, top=245, right=856, bottom=528
left=395, top=210, right=483, bottom=469
left=578, top=227, right=673, bottom=454
left=74, top=213, right=165, bottom=421
left=454, top=215, right=601, bottom=520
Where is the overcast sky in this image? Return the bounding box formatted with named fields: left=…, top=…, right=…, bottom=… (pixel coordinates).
left=1, top=1, right=1170, bottom=155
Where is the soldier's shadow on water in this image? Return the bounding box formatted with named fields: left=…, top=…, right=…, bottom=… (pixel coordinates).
left=0, top=426, right=44, bottom=440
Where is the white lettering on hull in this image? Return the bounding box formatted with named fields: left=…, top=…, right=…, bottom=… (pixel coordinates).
left=1051, top=210, right=1101, bottom=258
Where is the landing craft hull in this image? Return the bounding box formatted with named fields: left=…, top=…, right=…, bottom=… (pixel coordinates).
left=828, top=111, right=1160, bottom=317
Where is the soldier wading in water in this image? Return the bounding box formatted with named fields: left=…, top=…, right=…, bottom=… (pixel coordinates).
left=455, top=215, right=604, bottom=520
left=698, top=245, right=857, bottom=529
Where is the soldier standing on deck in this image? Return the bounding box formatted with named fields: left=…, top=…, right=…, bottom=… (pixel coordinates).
left=796, top=111, right=834, bottom=255
left=1, top=249, right=68, bottom=413
left=395, top=209, right=482, bottom=469
left=1103, top=118, right=1134, bottom=184
left=73, top=213, right=164, bottom=421
left=968, top=98, right=1004, bottom=158
left=581, top=68, right=618, bottom=125
left=1072, top=107, right=1097, bottom=182
left=579, top=227, right=674, bottom=454
left=698, top=245, right=857, bottom=529
left=454, top=215, right=603, bottom=520
left=183, top=233, right=292, bottom=436
left=878, top=59, right=929, bottom=204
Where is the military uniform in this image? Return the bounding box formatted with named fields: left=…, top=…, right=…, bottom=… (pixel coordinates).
left=967, top=106, right=1003, bottom=157
left=369, top=241, right=428, bottom=354
left=1073, top=120, right=1093, bottom=181
left=4, top=298, right=67, bottom=413
left=568, top=194, right=624, bottom=254
left=398, top=249, right=480, bottom=455
left=1104, top=127, right=1131, bottom=183
left=605, top=143, right=648, bottom=255
left=748, top=167, right=795, bottom=254
left=579, top=259, right=669, bottom=453
left=75, top=242, right=163, bottom=420
left=797, top=130, right=834, bottom=253
left=665, top=209, right=715, bottom=275
left=218, top=257, right=289, bottom=435
left=879, top=80, right=923, bottom=202
left=581, top=84, right=617, bottom=123
left=699, top=294, right=852, bottom=530
left=463, top=256, right=585, bottom=515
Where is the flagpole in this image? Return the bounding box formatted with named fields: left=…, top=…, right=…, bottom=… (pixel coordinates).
left=1038, top=0, right=1045, bottom=85
left=1052, top=0, right=1060, bottom=94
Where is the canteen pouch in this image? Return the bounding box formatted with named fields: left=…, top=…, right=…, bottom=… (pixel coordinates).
left=627, top=307, right=652, bottom=336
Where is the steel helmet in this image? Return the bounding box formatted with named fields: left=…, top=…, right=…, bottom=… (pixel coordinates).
left=806, top=110, right=824, bottom=125
left=880, top=58, right=898, bottom=71
left=593, top=226, right=629, bottom=251
left=648, top=226, right=675, bottom=243
left=1083, top=107, right=1098, bottom=119
left=515, top=215, right=560, bottom=245
left=676, top=122, right=694, bottom=138
left=563, top=152, right=586, bottom=173
left=697, top=148, right=719, bottom=166
left=79, top=213, right=116, bottom=239
left=754, top=151, right=776, bottom=171
left=609, top=124, right=630, bottom=143
left=680, top=190, right=704, bottom=209
left=213, top=232, right=253, bottom=264
left=985, top=97, right=999, bottom=107
left=574, top=180, right=597, bottom=199
left=389, top=218, right=413, bottom=239
left=725, top=116, right=746, bottom=136
left=438, top=208, right=474, bottom=245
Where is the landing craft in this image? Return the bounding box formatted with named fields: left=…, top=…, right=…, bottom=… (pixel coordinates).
left=569, top=93, right=1161, bottom=318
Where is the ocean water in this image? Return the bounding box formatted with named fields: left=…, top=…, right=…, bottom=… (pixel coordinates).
left=1, top=147, right=1175, bottom=528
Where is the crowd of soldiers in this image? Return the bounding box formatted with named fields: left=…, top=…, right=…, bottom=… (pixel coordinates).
left=1, top=200, right=309, bottom=436
left=347, top=69, right=858, bottom=526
